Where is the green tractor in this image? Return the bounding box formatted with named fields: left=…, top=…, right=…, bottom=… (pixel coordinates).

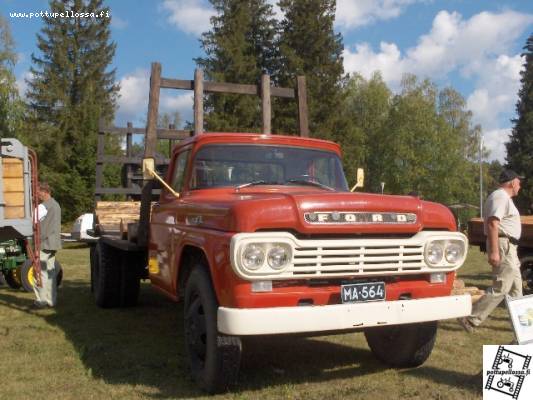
left=0, top=138, right=62, bottom=292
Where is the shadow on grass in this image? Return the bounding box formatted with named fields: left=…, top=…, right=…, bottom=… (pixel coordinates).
left=0, top=281, right=393, bottom=398
left=402, top=366, right=481, bottom=395
left=0, top=279, right=483, bottom=398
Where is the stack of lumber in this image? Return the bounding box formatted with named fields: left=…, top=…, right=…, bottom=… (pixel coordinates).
left=94, top=201, right=141, bottom=236
left=1, top=157, right=25, bottom=219
left=452, top=279, right=485, bottom=304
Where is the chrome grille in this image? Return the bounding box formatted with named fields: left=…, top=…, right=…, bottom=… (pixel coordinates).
left=291, top=243, right=425, bottom=276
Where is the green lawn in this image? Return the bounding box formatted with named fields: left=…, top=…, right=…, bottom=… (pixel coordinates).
left=0, top=244, right=512, bottom=399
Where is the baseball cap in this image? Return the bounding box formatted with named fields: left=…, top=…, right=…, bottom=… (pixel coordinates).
left=499, top=169, right=525, bottom=183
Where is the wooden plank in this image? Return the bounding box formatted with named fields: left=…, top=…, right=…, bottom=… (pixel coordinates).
left=4, top=192, right=24, bottom=205
left=271, top=86, right=295, bottom=98
left=160, top=78, right=193, bottom=90
left=3, top=177, right=24, bottom=192
left=4, top=206, right=24, bottom=219
left=297, top=76, right=309, bottom=137
left=261, top=74, right=271, bottom=135
left=2, top=158, right=23, bottom=178
left=145, top=62, right=161, bottom=159
left=204, top=81, right=257, bottom=95
left=194, top=69, right=204, bottom=135
left=94, top=187, right=162, bottom=195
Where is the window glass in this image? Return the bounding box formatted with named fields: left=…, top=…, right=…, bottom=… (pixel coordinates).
left=190, top=144, right=348, bottom=191
left=170, top=150, right=190, bottom=192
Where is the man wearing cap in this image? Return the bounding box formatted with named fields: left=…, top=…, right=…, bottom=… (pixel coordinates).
left=458, top=169, right=524, bottom=332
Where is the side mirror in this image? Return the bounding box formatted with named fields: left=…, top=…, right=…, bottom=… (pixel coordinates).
left=350, top=168, right=364, bottom=192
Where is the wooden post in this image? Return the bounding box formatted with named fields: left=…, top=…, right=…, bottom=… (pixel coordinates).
left=139, top=62, right=161, bottom=247
left=126, top=122, right=133, bottom=198
left=145, top=62, right=161, bottom=159
left=297, top=76, right=309, bottom=137
left=261, top=74, right=271, bottom=135
left=194, top=68, right=204, bottom=135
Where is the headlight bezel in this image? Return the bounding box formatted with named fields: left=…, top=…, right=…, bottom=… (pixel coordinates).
left=238, top=240, right=293, bottom=274
left=424, top=238, right=466, bottom=267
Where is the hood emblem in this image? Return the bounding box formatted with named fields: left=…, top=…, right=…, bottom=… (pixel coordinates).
left=305, top=211, right=417, bottom=224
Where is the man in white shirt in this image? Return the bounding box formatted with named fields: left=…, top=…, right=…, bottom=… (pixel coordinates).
left=458, top=169, right=524, bottom=332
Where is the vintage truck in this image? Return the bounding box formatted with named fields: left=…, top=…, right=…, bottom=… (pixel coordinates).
left=468, top=216, right=533, bottom=292
left=90, top=64, right=471, bottom=393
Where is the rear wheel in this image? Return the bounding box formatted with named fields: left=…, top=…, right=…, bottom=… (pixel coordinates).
left=93, top=242, right=121, bottom=308
left=364, top=321, right=438, bottom=368
left=3, top=269, right=22, bottom=289
left=184, top=265, right=241, bottom=393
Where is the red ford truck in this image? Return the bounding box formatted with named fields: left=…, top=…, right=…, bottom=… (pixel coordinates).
left=90, top=64, right=472, bottom=393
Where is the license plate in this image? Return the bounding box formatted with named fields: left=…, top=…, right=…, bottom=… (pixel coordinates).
left=341, top=282, right=386, bottom=303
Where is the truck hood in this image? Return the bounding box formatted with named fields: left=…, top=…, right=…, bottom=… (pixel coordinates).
left=177, top=188, right=456, bottom=234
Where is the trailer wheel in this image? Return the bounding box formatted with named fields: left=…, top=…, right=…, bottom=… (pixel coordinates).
left=184, top=265, right=241, bottom=394
left=89, top=245, right=96, bottom=292
left=93, top=242, right=121, bottom=308
left=521, top=256, right=533, bottom=294
left=3, top=269, right=22, bottom=289
left=120, top=253, right=140, bottom=307
left=364, top=321, right=437, bottom=368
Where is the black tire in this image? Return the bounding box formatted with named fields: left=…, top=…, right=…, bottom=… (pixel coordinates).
left=3, top=269, right=22, bottom=289
left=184, top=265, right=242, bottom=394
left=120, top=252, right=140, bottom=307
left=364, top=321, right=438, bottom=368
left=521, top=256, right=533, bottom=294
left=93, top=242, right=121, bottom=308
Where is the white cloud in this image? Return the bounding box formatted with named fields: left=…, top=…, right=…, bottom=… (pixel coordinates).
left=343, top=10, right=532, bottom=162
left=484, top=128, right=511, bottom=164
left=116, top=69, right=193, bottom=126
left=336, top=0, right=423, bottom=30
left=161, top=0, right=215, bottom=36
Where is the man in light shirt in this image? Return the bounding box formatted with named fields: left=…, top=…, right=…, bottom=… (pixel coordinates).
left=32, top=182, right=62, bottom=309
left=458, top=169, right=524, bottom=332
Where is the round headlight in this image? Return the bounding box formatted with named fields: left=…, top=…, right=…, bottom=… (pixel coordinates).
left=445, top=241, right=464, bottom=264
left=426, top=241, right=444, bottom=265
left=242, top=244, right=265, bottom=270
left=267, top=245, right=290, bottom=270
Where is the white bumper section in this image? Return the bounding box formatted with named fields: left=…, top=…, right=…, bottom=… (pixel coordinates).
left=218, top=295, right=472, bottom=335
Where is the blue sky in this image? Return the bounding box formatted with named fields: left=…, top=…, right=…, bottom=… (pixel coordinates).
left=3, top=0, right=533, bottom=162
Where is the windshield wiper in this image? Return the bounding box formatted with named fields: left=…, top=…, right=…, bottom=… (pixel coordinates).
left=286, top=179, right=335, bottom=191
left=235, top=180, right=279, bottom=192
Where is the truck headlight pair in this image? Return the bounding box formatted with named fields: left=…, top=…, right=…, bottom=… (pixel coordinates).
left=425, top=240, right=465, bottom=266
left=241, top=243, right=292, bottom=272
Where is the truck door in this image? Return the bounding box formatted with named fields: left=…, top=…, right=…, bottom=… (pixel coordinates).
left=149, top=148, right=190, bottom=294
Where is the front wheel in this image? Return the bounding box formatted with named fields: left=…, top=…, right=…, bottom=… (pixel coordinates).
left=184, top=265, right=241, bottom=394
left=364, top=321, right=438, bottom=368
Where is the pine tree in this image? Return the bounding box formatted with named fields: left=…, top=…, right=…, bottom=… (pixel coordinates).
left=0, top=15, right=23, bottom=138
left=276, top=0, right=345, bottom=137
left=26, top=0, right=119, bottom=220
left=196, top=0, right=278, bottom=132
left=506, top=33, right=533, bottom=213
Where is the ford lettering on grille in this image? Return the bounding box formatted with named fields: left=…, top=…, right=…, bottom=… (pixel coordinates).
left=304, top=211, right=417, bottom=224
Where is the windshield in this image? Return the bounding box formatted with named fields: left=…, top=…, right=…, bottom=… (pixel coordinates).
left=190, top=144, right=349, bottom=191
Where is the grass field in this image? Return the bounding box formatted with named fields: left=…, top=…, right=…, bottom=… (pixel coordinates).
left=0, top=244, right=515, bottom=400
